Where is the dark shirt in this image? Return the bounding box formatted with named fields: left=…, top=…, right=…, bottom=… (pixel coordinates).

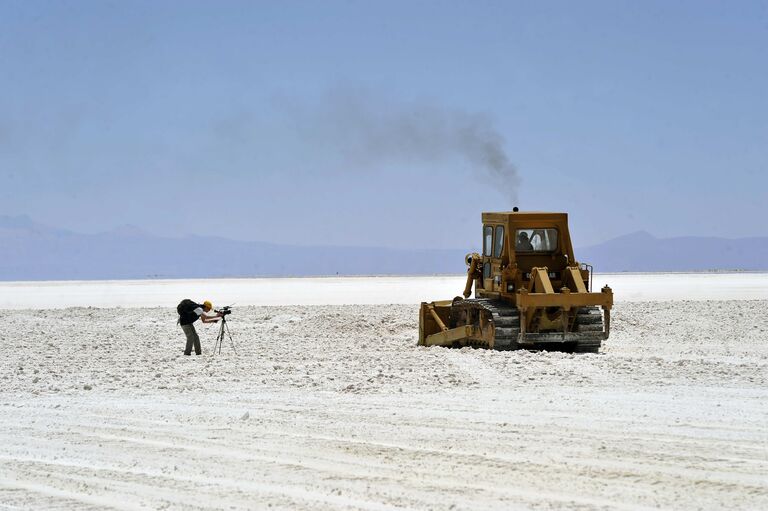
left=179, top=301, right=203, bottom=326
left=517, top=239, right=534, bottom=251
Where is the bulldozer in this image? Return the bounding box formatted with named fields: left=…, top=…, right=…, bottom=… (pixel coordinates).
left=419, top=209, right=613, bottom=353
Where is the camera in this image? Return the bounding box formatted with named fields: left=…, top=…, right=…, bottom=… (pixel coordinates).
left=216, top=306, right=232, bottom=316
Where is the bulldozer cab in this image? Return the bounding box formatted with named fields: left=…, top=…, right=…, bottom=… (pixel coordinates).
left=480, top=212, right=576, bottom=294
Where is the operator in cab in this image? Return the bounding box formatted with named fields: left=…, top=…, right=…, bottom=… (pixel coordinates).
left=516, top=231, right=534, bottom=251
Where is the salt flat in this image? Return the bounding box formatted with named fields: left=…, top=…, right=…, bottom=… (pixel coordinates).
left=1, top=272, right=767, bottom=309
left=1, top=275, right=767, bottom=510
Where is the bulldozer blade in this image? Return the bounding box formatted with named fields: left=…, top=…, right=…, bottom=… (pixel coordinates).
left=424, top=325, right=477, bottom=347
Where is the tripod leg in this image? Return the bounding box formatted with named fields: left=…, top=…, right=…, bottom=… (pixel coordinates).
left=218, top=321, right=225, bottom=355
left=213, top=320, right=225, bottom=355
left=224, top=321, right=237, bottom=354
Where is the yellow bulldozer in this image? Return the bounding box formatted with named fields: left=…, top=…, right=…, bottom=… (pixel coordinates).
left=419, top=209, right=613, bottom=352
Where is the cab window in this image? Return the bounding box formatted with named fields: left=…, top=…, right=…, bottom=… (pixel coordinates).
left=515, top=228, right=558, bottom=252
left=493, top=225, right=504, bottom=258
left=483, top=225, right=493, bottom=256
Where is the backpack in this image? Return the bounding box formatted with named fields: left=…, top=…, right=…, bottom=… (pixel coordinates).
left=177, top=299, right=196, bottom=315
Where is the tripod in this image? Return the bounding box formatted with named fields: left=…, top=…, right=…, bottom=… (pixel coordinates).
left=212, top=316, right=237, bottom=355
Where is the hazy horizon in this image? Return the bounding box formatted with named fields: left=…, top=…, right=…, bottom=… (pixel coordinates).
left=5, top=212, right=768, bottom=249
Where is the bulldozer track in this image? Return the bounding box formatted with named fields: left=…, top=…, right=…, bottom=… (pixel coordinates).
left=451, top=299, right=605, bottom=352
left=573, top=306, right=604, bottom=353
left=451, top=298, right=520, bottom=350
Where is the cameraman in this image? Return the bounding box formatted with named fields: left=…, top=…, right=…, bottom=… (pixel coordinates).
left=177, top=299, right=223, bottom=356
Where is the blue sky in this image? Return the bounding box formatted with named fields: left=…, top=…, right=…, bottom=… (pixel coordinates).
left=1, top=1, right=766, bottom=249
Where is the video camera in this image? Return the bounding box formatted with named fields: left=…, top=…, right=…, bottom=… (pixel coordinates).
left=215, top=305, right=232, bottom=316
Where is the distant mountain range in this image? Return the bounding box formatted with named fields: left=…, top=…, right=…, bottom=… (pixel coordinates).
left=0, top=215, right=469, bottom=280
left=0, top=215, right=766, bottom=280
left=578, top=230, right=768, bottom=273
